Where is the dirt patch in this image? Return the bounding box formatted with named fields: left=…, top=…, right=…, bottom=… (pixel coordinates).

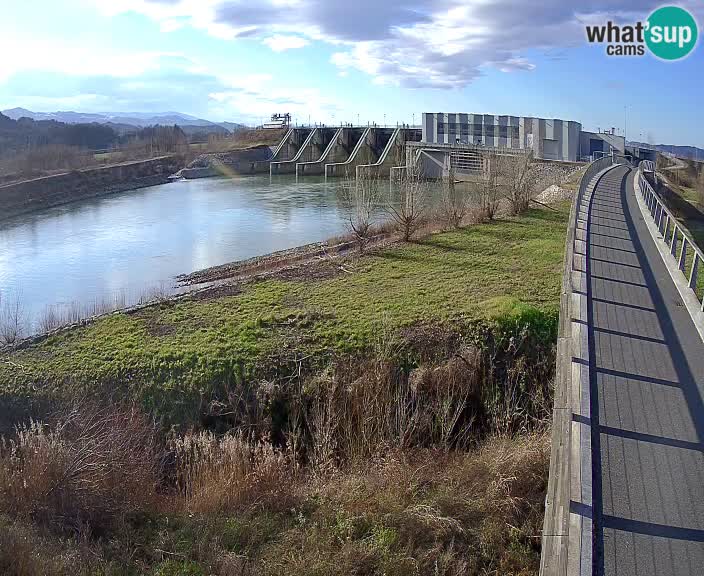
left=178, top=234, right=395, bottom=288
left=143, top=320, right=177, bottom=338
left=187, top=283, right=244, bottom=301
left=399, top=321, right=465, bottom=362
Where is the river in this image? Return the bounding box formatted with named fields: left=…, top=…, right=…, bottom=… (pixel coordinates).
left=0, top=175, right=438, bottom=335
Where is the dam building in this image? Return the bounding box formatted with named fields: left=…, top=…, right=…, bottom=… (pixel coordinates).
left=421, top=112, right=625, bottom=162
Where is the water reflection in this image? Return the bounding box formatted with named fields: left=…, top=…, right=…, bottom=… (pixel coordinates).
left=0, top=175, right=439, bottom=334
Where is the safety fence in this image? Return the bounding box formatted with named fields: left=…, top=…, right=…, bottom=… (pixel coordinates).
left=636, top=161, right=704, bottom=313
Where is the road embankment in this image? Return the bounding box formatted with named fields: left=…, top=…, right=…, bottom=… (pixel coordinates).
left=0, top=155, right=186, bottom=220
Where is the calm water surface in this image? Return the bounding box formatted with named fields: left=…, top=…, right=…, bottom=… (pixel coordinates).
left=0, top=175, right=420, bottom=333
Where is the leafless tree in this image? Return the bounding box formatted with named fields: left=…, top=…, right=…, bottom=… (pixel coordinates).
left=697, top=166, right=704, bottom=208
left=387, top=165, right=427, bottom=241
left=499, top=152, right=555, bottom=215
left=0, top=291, right=24, bottom=344
left=441, top=160, right=467, bottom=228
left=477, top=152, right=503, bottom=221
left=339, top=171, right=382, bottom=252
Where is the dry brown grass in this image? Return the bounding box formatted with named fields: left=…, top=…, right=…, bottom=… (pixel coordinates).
left=255, top=432, right=549, bottom=576
left=0, top=404, right=549, bottom=575
left=0, top=515, right=95, bottom=576
left=173, top=431, right=297, bottom=514
left=0, top=317, right=554, bottom=574
left=0, top=404, right=160, bottom=534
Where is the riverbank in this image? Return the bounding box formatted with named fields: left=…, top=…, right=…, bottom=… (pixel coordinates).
left=0, top=202, right=569, bottom=425
left=0, top=201, right=571, bottom=575
left=0, top=155, right=186, bottom=220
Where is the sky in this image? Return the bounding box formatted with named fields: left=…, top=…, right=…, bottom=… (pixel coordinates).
left=1, top=0, right=702, bottom=147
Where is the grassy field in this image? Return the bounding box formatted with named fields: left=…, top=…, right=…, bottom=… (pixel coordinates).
left=1, top=204, right=569, bottom=425
left=0, top=201, right=571, bottom=576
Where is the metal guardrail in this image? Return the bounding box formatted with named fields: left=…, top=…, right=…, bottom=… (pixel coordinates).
left=636, top=161, right=704, bottom=309
left=540, top=152, right=628, bottom=576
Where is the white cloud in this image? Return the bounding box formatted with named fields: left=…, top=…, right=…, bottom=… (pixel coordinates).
left=84, top=0, right=704, bottom=89
left=160, top=19, right=186, bottom=33
left=262, top=35, right=309, bottom=52
left=0, top=31, right=181, bottom=82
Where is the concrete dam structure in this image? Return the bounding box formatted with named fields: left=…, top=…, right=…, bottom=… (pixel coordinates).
left=270, top=127, right=339, bottom=175
left=324, top=127, right=421, bottom=179
left=176, top=127, right=424, bottom=180
left=296, top=127, right=365, bottom=177
left=355, top=128, right=422, bottom=179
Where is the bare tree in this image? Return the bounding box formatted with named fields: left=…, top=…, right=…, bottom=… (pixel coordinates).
left=441, top=159, right=467, bottom=228
left=477, top=151, right=503, bottom=221
left=697, top=166, right=704, bottom=208
left=0, top=291, right=24, bottom=344
left=339, top=171, right=382, bottom=252
left=500, top=152, right=555, bottom=215
left=387, top=165, right=427, bottom=241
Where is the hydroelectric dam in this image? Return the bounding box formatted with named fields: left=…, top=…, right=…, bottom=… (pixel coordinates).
left=181, top=126, right=424, bottom=180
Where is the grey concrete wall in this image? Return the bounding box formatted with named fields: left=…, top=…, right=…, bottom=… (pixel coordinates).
left=271, top=128, right=338, bottom=175
left=325, top=128, right=395, bottom=178
left=356, top=128, right=422, bottom=178
left=296, top=128, right=365, bottom=176
left=252, top=128, right=311, bottom=173
left=579, top=130, right=626, bottom=160
left=0, top=155, right=185, bottom=221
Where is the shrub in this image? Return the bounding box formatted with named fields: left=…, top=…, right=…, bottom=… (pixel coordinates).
left=172, top=431, right=296, bottom=514
left=387, top=166, right=427, bottom=241
left=0, top=404, right=161, bottom=534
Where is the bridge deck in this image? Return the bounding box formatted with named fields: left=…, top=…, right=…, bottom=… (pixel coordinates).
left=584, top=166, right=704, bottom=575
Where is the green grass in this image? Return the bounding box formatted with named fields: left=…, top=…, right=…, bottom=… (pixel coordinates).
left=0, top=204, right=570, bottom=421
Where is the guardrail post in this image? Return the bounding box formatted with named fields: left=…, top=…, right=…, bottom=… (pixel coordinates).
left=663, top=215, right=671, bottom=243
left=689, top=254, right=700, bottom=291
left=671, top=227, right=679, bottom=256
left=679, top=237, right=688, bottom=272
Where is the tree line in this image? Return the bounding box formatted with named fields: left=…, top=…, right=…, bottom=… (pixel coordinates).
left=0, top=113, right=190, bottom=155
left=0, top=114, right=189, bottom=178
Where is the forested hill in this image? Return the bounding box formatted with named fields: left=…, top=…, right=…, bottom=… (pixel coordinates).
left=0, top=112, right=118, bottom=153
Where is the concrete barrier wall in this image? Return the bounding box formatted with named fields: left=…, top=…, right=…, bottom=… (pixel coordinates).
left=251, top=128, right=311, bottom=173
left=0, top=155, right=185, bottom=221
left=325, top=128, right=396, bottom=178
left=271, top=128, right=338, bottom=175
left=356, top=128, right=423, bottom=179
left=296, top=128, right=365, bottom=176
left=180, top=146, right=274, bottom=178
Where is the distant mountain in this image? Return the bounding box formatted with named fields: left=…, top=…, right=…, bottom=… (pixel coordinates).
left=629, top=141, right=704, bottom=162
left=1, top=108, right=231, bottom=131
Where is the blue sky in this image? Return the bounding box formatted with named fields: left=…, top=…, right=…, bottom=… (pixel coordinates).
left=1, top=0, right=702, bottom=147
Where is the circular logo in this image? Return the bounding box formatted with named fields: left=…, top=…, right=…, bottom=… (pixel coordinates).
left=645, top=6, right=698, bottom=60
